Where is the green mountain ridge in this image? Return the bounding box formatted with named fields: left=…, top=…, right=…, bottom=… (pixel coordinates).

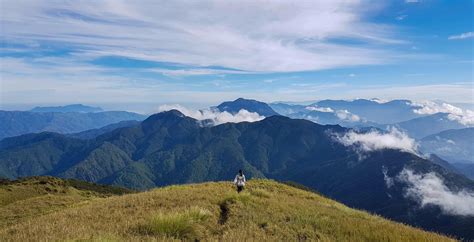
left=0, top=110, right=146, bottom=140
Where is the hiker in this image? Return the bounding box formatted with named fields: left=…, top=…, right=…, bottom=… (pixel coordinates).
left=233, top=169, right=246, bottom=193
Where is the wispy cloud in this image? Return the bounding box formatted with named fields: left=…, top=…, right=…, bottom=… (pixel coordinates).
left=396, top=15, right=408, bottom=21
left=398, top=168, right=474, bottom=216
left=1, top=1, right=406, bottom=73
left=448, top=32, right=474, bottom=40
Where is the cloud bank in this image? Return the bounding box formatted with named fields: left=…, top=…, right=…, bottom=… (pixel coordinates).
left=398, top=168, right=474, bottom=216
left=411, top=101, right=474, bottom=125
left=336, top=128, right=418, bottom=154
left=157, top=104, right=264, bottom=125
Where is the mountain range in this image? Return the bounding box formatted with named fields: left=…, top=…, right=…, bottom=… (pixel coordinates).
left=30, top=104, right=103, bottom=113
left=0, top=109, right=473, bottom=239
left=0, top=110, right=146, bottom=140
left=394, top=113, right=468, bottom=139
left=269, top=99, right=472, bottom=139
left=419, top=128, right=474, bottom=164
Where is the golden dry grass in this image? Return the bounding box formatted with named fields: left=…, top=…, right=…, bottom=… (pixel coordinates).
left=0, top=179, right=455, bottom=241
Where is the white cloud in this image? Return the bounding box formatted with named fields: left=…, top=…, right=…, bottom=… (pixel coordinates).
left=157, top=104, right=264, bottom=125
left=370, top=98, right=388, bottom=103
left=398, top=168, right=474, bottom=216
left=411, top=101, right=474, bottom=125
left=336, top=127, right=418, bottom=154
left=335, top=110, right=361, bottom=122
left=305, top=106, right=360, bottom=122
left=448, top=32, right=474, bottom=40
left=305, top=106, right=334, bottom=113
left=1, top=0, right=406, bottom=73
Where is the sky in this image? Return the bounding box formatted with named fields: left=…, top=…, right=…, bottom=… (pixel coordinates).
left=0, top=0, right=473, bottom=113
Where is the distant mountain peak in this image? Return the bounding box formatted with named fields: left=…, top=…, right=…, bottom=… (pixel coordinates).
left=145, top=109, right=186, bottom=120
left=216, top=98, right=279, bottom=117
left=142, top=110, right=197, bottom=128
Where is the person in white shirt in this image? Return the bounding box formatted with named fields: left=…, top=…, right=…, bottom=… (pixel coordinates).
left=233, top=169, right=246, bottom=193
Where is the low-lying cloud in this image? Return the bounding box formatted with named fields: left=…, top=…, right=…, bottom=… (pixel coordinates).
left=158, top=104, right=264, bottom=125
left=398, top=168, right=474, bottom=216
left=306, top=106, right=361, bottom=122
left=335, top=110, right=361, bottom=122
left=305, top=106, right=334, bottom=113
left=411, top=101, right=474, bottom=125
left=335, top=128, right=418, bottom=154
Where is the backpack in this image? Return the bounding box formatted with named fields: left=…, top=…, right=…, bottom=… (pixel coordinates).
left=236, top=175, right=245, bottom=186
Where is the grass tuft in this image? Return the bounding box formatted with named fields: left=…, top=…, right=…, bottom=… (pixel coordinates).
left=220, top=192, right=252, bottom=205
left=137, top=207, right=210, bottom=239
left=249, top=188, right=271, bottom=198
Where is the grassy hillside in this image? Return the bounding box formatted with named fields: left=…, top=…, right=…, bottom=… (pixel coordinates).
left=0, top=179, right=453, bottom=241
left=0, top=176, right=133, bottom=227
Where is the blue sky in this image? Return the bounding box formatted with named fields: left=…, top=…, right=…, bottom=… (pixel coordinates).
left=0, top=0, right=473, bottom=113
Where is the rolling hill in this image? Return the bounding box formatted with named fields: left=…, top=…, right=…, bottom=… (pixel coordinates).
left=0, top=110, right=473, bottom=239
left=0, top=178, right=453, bottom=241
left=0, top=176, right=132, bottom=228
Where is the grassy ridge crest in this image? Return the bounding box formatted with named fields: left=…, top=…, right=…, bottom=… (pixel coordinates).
left=0, top=178, right=454, bottom=241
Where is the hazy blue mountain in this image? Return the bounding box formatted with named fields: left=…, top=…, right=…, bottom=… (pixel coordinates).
left=0, top=110, right=473, bottom=239
left=394, top=113, right=468, bottom=139
left=68, top=120, right=141, bottom=140
left=216, top=98, right=279, bottom=116
left=0, top=111, right=146, bottom=140
left=419, top=128, right=474, bottom=164
left=313, top=99, right=420, bottom=124
left=270, top=102, right=379, bottom=127
left=452, top=163, right=474, bottom=180
left=269, top=102, right=307, bottom=116
left=30, top=104, right=103, bottom=113
left=286, top=110, right=379, bottom=128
